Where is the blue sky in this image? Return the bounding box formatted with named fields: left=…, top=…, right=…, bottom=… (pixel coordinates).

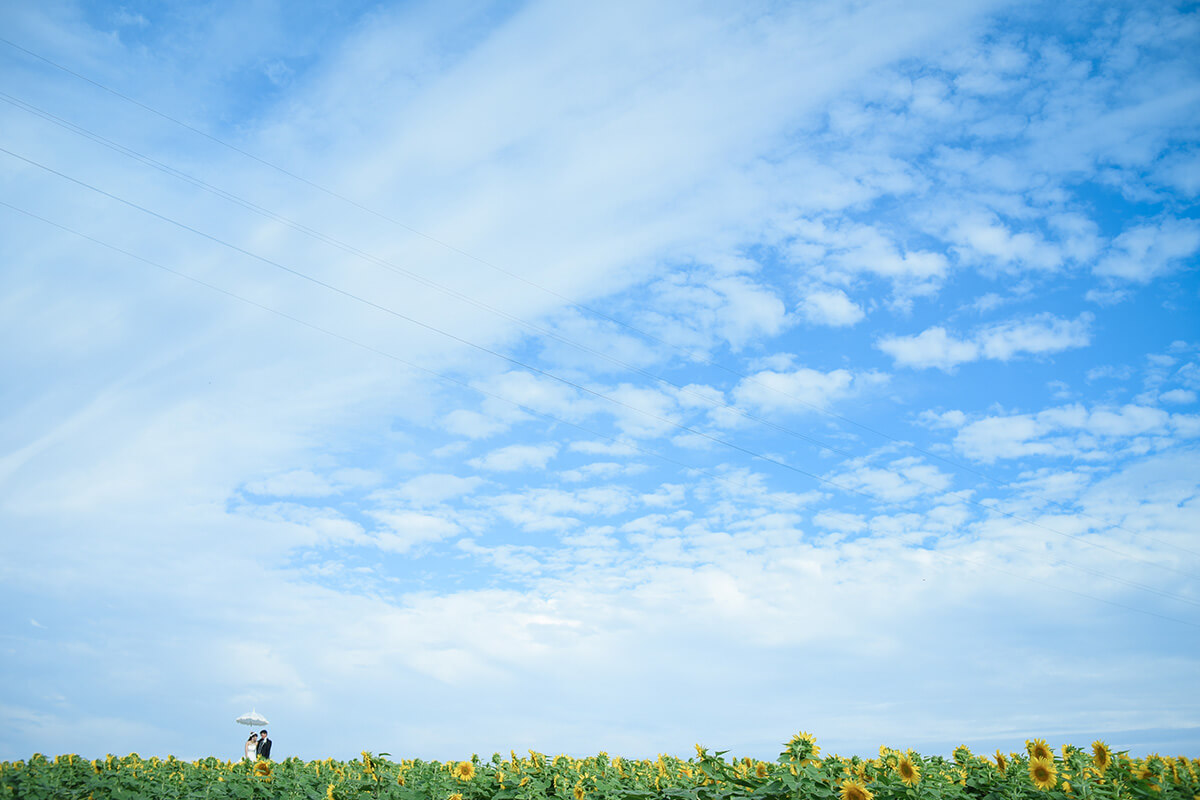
left=1, top=0, right=1198, bottom=763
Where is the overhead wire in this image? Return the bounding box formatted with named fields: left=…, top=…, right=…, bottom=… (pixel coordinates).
left=0, top=35, right=1182, bottom=559
left=0, top=92, right=941, bottom=483
left=3, top=196, right=1197, bottom=628
left=2, top=86, right=1195, bottom=575
left=2, top=142, right=1197, bottom=598
left=0, top=146, right=881, bottom=503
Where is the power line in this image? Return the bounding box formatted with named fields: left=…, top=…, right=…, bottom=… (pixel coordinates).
left=0, top=92, right=947, bottom=492
left=1, top=35, right=1178, bottom=559
left=3, top=144, right=1196, bottom=592
left=925, top=548, right=1200, bottom=629
left=4, top=89, right=1195, bottom=577
left=4, top=196, right=1197, bottom=629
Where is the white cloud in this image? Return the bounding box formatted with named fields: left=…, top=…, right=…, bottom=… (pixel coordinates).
left=1153, top=150, right=1200, bottom=196
left=233, top=502, right=370, bottom=549
left=811, top=510, right=867, bottom=535
left=1176, top=360, right=1200, bottom=390
left=477, top=372, right=588, bottom=422
left=642, top=273, right=790, bottom=353
left=113, top=8, right=149, bottom=28
left=708, top=276, right=791, bottom=349
left=431, top=442, right=469, bottom=459
left=878, top=313, right=1093, bottom=371
left=952, top=403, right=1199, bottom=463
left=1095, top=217, right=1200, bottom=282
left=381, top=474, right=486, bottom=506
left=829, top=457, right=953, bottom=503
left=1086, top=364, right=1133, bottom=382
left=968, top=292, right=1006, bottom=313
left=799, top=288, right=866, bottom=327
left=536, top=310, right=661, bottom=374
left=730, top=364, right=882, bottom=415
left=949, top=213, right=1064, bottom=272
left=442, top=409, right=514, bottom=439
left=785, top=219, right=951, bottom=302
left=976, top=312, right=1093, bottom=361
left=601, top=384, right=681, bottom=439
left=567, top=439, right=641, bottom=456
left=491, top=486, right=634, bottom=531
left=468, top=443, right=559, bottom=472
left=1160, top=389, right=1196, bottom=405
left=244, top=469, right=340, bottom=497
left=559, top=461, right=648, bottom=483
left=455, top=539, right=545, bottom=575
left=1084, top=286, right=1131, bottom=306
left=877, top=326, right=980, bottom=370
left=367, top=510, right=462, bottom=553
left=676, top=382, right=726, bottom=411
left=917, top=409, right=968, bottom=430
left=440, top=371, right=591, bottom=441
left=641, top=483, right=686, bottom=508
left=1048, top=212, right=1102, bottom=263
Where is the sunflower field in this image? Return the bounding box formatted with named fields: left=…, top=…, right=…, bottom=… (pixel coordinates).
left=1, top=733, right=1196, bottom=800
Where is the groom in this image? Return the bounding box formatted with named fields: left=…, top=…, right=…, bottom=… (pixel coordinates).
left=256, top=729, right=272, bottom=759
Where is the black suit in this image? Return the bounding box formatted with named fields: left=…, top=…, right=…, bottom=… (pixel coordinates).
left=256, top=737, right=272, bottom=759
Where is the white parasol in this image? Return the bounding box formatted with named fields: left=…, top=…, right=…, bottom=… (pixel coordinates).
left=236, top=709, right=269, bottom=726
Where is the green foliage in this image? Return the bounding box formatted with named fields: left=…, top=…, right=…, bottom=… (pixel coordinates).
left=1, top=737, right=1196, bottom=800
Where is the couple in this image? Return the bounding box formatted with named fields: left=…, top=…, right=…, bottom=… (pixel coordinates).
left=244, top=729, right=272, bottom=760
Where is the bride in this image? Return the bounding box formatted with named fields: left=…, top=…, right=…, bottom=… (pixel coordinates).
left=244, top=732, right=258, bottom=760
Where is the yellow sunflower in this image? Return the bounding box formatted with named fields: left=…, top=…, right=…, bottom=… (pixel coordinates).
left=449, top=794, right=463, bottom=800
left=1028, top=739, right=1053, bottom=762
left=1092, top=742, right=1112, bottom=774
left=841, top=778, right=874, bottom=800
left=995, top=751, right=1008, bottom=774
left=755, top=762, right=770, bottom=778
left=325, top=784, right=335, bottom=800
left=454, top=761, right=476, bottom=781
left=896, top=755, right=921, bottom=787
left=253, top=761, right=271, bottom=777
left=1029, top=757, right=1057, bottom=790
left=791, top=732, right=821, bottom=760
left=953, top=746, right=972, bottom=765
left=573, top=783, right=585, bottom=800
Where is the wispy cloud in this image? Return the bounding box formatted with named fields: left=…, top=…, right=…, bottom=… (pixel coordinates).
left=798, top=287, right=866, bottom=327
left=1094, top=217, right=1200, bottom=282
left=878, top=313, right=1094, bottom=370
left=468, top=442, right=559, bottom=472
